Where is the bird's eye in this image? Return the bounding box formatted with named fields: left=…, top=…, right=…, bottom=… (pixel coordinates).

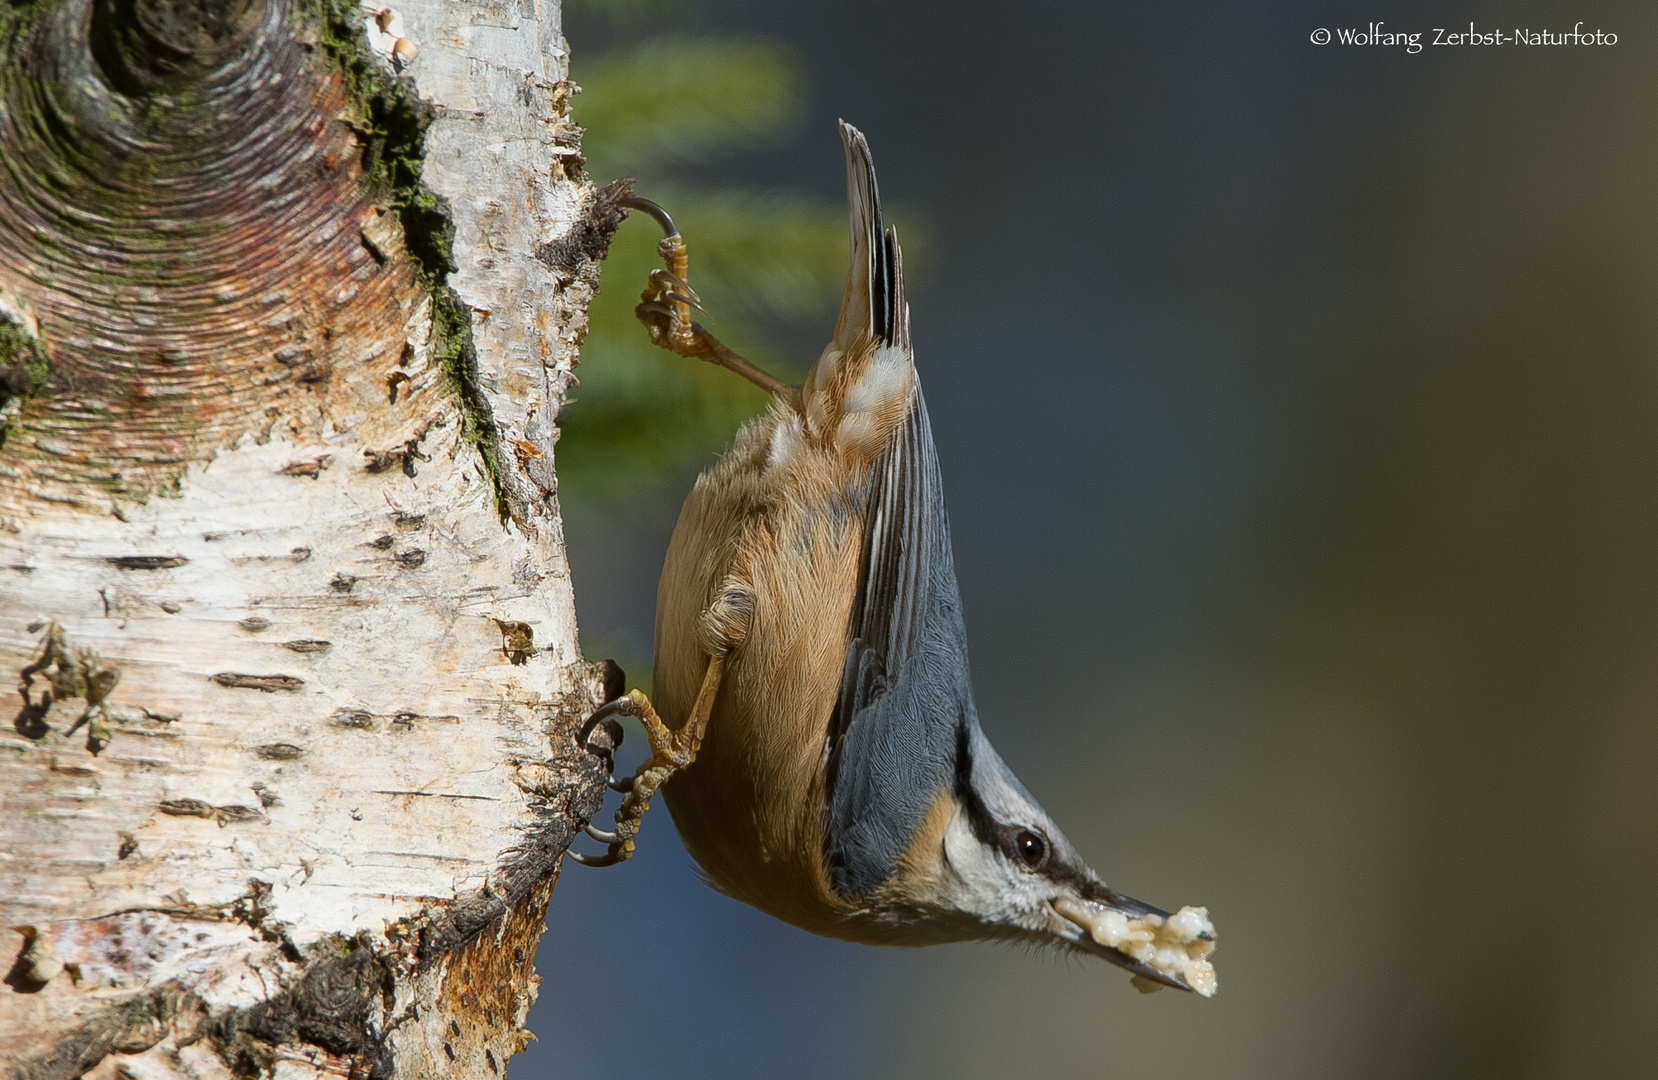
left=1014, top=829, right=1047, bottom=868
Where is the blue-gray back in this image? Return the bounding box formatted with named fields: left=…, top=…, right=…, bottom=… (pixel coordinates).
left=823, top=387, right=981, bottom=897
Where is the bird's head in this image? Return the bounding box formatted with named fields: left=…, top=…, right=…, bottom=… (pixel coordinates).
left=851, top=723, right=1217, bottom=996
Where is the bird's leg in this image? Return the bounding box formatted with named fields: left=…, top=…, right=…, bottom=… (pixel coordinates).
left=619, top=197, right=798, bottom=405
left=569, top=654, right=726, bottom=867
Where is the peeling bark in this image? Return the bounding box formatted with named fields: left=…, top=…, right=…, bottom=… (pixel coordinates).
left=0, top=0, right=621, bottom=1075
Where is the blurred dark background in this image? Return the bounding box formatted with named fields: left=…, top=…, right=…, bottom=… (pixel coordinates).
left=522, top=1, right=1658, bottom=1077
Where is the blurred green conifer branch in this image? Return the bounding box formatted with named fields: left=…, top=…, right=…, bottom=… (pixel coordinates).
left=558, top=30, right=848, bottom=508
left=578, top=38, right=803, bottom=177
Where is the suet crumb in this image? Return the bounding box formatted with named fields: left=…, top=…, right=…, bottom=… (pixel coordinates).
left=1057, top=899, right=1218, bottom=997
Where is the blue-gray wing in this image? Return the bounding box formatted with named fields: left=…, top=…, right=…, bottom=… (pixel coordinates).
left=820, top=123, right=974, bottom=898
left=823, top=385, right=978, bottom=897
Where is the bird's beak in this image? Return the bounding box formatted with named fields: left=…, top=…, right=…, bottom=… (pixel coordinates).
left=1050, top=891, right=1217, bottom=995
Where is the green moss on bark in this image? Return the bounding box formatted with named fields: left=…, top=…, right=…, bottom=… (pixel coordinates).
left=302, top=0, right=510, bottom=519
left=0, top=318, right=50, bottom=449
left=0, top=321, right=48, bottom=393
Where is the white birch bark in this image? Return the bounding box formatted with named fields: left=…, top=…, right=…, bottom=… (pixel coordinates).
left=0, top=0, right=619, bottom=1075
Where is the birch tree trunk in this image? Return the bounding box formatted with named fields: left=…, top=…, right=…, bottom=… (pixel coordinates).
left=0, top=0, right=623, bottom=1075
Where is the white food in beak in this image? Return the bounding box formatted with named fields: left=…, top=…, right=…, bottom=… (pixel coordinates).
left=1052, top=898, right=1219, bottom=998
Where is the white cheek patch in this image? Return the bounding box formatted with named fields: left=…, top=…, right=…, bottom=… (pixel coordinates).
left=936, top=813, right=1015, bottom=912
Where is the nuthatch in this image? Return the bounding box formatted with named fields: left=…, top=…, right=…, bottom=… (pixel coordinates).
left=572, top=123, right=1217, bottom=995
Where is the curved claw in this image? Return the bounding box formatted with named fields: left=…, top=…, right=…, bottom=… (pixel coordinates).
left=648, top=268, right=701, bottom=304
left=578, top=709, right=626, bottom=773
left=567, top=850, right=622, bottom=868
left=608, top=775, right=634, bottom=794
left=584, top=823, right=619, bottom=844
left=582, top=698, right=633, bottom=731
left=617, top=196, right=679, bottom=239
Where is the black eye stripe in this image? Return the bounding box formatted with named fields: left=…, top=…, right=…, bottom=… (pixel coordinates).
left=955, top=722, right=1052, bottom=872
left=953, top=719, right=1001, bottom=848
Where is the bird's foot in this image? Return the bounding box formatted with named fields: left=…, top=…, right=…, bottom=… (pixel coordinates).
left=619, top=196, right=796, bottom=402
left=567, top=690, right=659, bottom=866
left=567, top=656, right=726, bottom=867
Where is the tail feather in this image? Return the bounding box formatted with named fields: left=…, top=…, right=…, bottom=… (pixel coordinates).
left=835, top=121, right=906, bottom=350
left=884, top=226, right=910, bottom=352
left=795, top=122, right=914, bottom=460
